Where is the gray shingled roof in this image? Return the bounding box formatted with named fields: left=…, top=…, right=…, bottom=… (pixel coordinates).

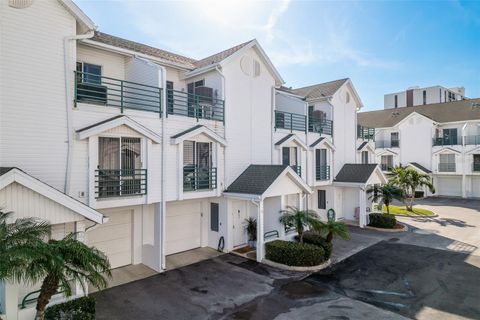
left=357, top=98, right=480, bottom=128
left=409, top=162, right=432, bottom=174
left=275, top=134, right=294, bottom=146
left=357, top=141, right=368, bottom=151
left=171, top=125, right=204, bottom=139
left=91, top=32, right=197, bottom=69
left=0, top=167, right=15, bottom=176
left=334, top=164, right=379, bottom=183
left=76, top=115, right=124, bottom=132
left=309, top=137, right=325, bottom=148
left=225, top=165, right=288, bottom=195
left=291, top=78, right=349, bottom=100
left=194, top=40, right=254, bottom=69
left=91, top=31, right=253, bottom=71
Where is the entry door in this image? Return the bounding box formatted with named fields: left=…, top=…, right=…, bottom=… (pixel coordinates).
left=232, top=201, right=247, bottom=247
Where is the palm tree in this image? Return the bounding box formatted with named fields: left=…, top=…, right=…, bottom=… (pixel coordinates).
left=30, top=233, right=111, bottom=320
left=279, top=206, right=321, bottom=243
left=390, top=167, right=435, bottom=211
left=315, top=220, right=350, bottom=243
left=367, top=183, right=404, bottom=214
left=0, top=210, right=51, bottom=282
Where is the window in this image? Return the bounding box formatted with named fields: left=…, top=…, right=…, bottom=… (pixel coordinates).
left=183, top=141, right=214, bottom=190
left=394, top=95, right=398, bottom=108
left=439, top=88, right=442, bottom=102
left=362, top=151, right=369, bottom=164
left=444, top=91, right=447, bottom=102
left=423, top=90, right=427, bottom=105
left=210, top=203, right=219, bottom=232
left=391, top=132, right=399, bottom=147
left=473, top=155, right=480, bottom=172
left=315, top=149, right=328, bottom=180
left=381, top=155, right=393, bottom=171
left=318, top=190, right=326, bottom=210
left=76, top=62, right=101, bottom=84
left=316, top=149, right=327, bottom=167
left=442, top=128, right=458, bottom=145
left=166, top=81, right=174, bottom=114
left=187, top=80, right=205, bottom=117
left=439, top=153, right=456, bottom=172
left=282, top=147, right=298, bottom=166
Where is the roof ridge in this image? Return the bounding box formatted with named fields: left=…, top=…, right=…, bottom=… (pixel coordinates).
left=293, top=78, right=349, bottom=91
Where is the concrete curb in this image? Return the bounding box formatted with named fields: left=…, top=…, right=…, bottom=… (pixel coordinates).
left=262, top=258, right=331, bottom=272
left=366, top=223, right=408, bottom=233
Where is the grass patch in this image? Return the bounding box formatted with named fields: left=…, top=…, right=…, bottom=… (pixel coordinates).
left=378, top=204, right=435, bottom=216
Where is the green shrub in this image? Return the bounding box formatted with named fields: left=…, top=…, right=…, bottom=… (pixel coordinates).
left=368, top=213, right=397, bottom=229
left=45, top=296, right=95, bottom=320
left=265, top=240, right=326, bottom=267
left=301, top=231, right=333, bottom=259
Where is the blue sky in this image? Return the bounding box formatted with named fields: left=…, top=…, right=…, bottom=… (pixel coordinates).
left=76, top=0, right=480, bottom=111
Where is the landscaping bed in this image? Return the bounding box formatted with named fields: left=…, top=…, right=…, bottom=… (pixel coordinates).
left=45, top=296, right=95, bottom=320
left=378, top=204, right=436, bottom=217
left=368, top=212, right=407, bottom=232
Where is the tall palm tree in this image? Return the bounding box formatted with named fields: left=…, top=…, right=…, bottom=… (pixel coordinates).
left=30, top=233, right=111, bottom=320
left=315, top=220, right=350, bottom=243
left=367, top=183, right=404, bottom=214
left=0, top=210, right=51, bottom=282
left=390, top=167, right=435, bottom=211
left=279, top=206, right=321, bottom=243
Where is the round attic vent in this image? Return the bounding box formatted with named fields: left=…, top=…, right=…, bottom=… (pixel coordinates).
left=9, top=0, right=33, bottom=8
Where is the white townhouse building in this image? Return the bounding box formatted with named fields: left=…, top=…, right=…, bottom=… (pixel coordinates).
left=0, top=1, right=385, bottom=318
left=384, top=85, right=466, bottom=109
left=358, top=99, right=480, bottom=199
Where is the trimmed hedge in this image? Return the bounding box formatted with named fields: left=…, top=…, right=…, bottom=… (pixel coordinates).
left=368, top=213, right=397, bottom=229
left=301, top=232, right=333, bottom=259
left=265, top=240, right=326, bottom=267
left=45, top=296, right=95, bottom=320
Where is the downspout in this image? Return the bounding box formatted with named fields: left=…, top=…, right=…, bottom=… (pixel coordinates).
left=63, top=30, right=95, bottom=194
left=159, top=64, right=167, bottom=270
left=462, top=122, right=468, bottom=198
left=215, top=66, right=226, bottom=189
left=271, top=87, right=276, bottom=164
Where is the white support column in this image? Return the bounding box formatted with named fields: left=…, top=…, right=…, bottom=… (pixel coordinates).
left=154, top=202, right=163, bottom=271
left=359, top=188, right=367, bottom=228
left=74, top=221, right=86, bottom=296
left=256, top=199, right=265, bottom=262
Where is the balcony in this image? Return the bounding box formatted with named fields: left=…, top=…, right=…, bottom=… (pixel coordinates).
left=183, top=166, right=217, bottom=191
left=95, top=169, right=147, bottom=199
left=465, top=135, right=480, bottom=145
left=290, top=165, right=302, bottom=177
left=438, top=163, right=456, bottom=172
left=275, top=111, right=307, bottom=132
left=380, top=164, right=393, bottom=172
left=375, top=140, right=400, bottom=148
left=357, top=125, right=375, bottom=141
left=75, top=71, right=162, bottom=114
left=309, top=116, right=333, bottom=136
left=167, top=89, right=224, bottom=122
left=473, top=163, right=480, bottom=172
left=316, top=165, right=330, bottom=181
left=433, top=137, right=461, bottom=146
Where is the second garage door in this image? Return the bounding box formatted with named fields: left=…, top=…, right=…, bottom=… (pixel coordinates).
left=87, top=210, right=132, bottom=269
left=436, top=176, right=462, bottom=197
left=165, top=201, right=202, bottom=255
left=471, top=177, right=480, bottom=198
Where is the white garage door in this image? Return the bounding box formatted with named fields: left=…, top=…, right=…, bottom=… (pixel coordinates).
left=88, top=210, right=132, bottom=268
left=166, top=201, right=202, bottom=255
left=436, top=176, right=462, bottom=197
left=472, top=177, right=480, bottom=198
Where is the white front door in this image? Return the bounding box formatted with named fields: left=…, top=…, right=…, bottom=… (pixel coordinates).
left=232, top=200, right=247, bottom=247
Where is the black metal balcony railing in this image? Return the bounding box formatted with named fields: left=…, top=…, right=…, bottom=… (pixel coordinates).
left=433, top=137, right=461, bottom=146
left=95, top=169, right=147, bottom=198
left=183, top=166, right=217, bottom=191
left=375, top=140, right=400, bottom=148
left=438, top=163, right=456, bottom=172
left=381, top=164, right=393, bottom=171
left=473, top=163, right=480, bottom=172
left=167, top=89, right=224, bottom=122
left=290, top=165, right=301, bottom=177
left=465, top=135, right=480, bottom=145
left=275, top=111, right=307, bottom=132
left=309, top=116, right=333, bottom=136
left=357, top=125, right=375, bottom=141
left=75, top=71, right=162, bottom=114
left=316, top=165, right=330, bottom=181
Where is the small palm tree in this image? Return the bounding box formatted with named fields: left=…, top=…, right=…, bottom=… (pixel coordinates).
left=279, top=206, right=321, bottom=243
left=31, top=234, right=111, bottom=320
left=367, top=183, right=404, bottom=214
left=0, top=210, right=51, bottom=281
left=391, top=167, right=435, bottom=211
left=315, top=220, right=350, bottom=243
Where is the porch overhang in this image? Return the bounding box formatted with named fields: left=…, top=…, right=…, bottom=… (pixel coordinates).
left=170, top=125, right=227, bottom=146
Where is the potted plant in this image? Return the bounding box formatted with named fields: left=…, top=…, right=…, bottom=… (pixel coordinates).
left=245, top=217, right=257, bottom=248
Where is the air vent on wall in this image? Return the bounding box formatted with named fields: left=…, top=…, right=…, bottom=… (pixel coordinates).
left=9, top=0, right=33, bottom=8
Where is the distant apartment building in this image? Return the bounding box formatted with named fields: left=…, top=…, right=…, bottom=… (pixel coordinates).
left=384, top=85, right=466, bottom=109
